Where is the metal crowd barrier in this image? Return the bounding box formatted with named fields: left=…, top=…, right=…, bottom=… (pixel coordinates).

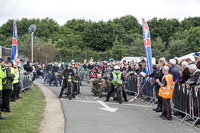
left=172, top=83, right=200, bottom=126
left=126, top=75, right=155, bottom=100
left=21, top=72, right=33, bottom=91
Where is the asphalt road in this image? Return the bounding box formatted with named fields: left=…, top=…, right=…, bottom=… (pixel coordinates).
left=36, top=78, right=199, bottom=133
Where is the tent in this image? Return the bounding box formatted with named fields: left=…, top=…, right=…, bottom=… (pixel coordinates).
left=178, top=52, right=200, bottom=62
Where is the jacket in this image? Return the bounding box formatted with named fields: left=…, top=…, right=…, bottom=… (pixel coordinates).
left=169, top=64, right=180, bottom=81
left=186, top=69, right=200, bottom=86
left=0, top=66, right=6, bottom=91
left=62, top=68, right=74, bottom=79
left=110, top=72, right=125, bottom=85
left=90, top=68, right=103, bottom=78
left=179, top=68, right=190, bottom=84
left=159, top=74, right=174, bottom=99
left=2, top=65, right=15, bottom=90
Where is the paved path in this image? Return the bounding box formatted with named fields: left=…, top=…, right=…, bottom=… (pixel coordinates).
left=36, top=78, right=199, bottom=133
left=35, top=81, right=65, bottom=133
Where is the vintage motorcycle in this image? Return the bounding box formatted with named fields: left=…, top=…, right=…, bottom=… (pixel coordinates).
left=112, top=80, right=123, bottom=104
left=63, top=75, right=75, bottom=100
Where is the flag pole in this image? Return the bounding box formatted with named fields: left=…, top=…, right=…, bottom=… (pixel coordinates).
left=28, top=24, right=36, bottom=63
left=31, top=32, right=34, bottom=63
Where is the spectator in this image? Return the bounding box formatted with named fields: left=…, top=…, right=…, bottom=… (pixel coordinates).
left=169, top=59, right=180, bottom=81
left=186, top=64, right=200, bottom=88
left=87, top=61, right=94, bottom=71
left=178, top=61, right=190, bottom=84
left=186, top=58, right=192, bottom=65
left=152, top=59, right=165, bottom=112
left=140, top=56, right=146, bottom=63
left=141, top=62, right=148, bottom=95
left=193, top=52, right=200, bottom=64
left=24, top=61, right=33, bottom=72
left=2, top=60, right=15, bottom=112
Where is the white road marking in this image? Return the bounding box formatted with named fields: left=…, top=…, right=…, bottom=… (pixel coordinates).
left=85, top=96, right=89, bottom=99
left=97, top=100, right=118, bottom=113
left=60, top=99, right=151, bottom=108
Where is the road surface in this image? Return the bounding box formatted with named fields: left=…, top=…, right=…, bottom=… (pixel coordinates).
left=36, top=78, right=199, bottom=133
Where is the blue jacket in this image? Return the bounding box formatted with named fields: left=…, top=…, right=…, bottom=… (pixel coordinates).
left=169, top=64, right=180, bottom=81
left=142, top=68, right=148, bottom=83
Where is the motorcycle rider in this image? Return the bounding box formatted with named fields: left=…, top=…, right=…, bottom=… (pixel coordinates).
left=72, top=62, right=81, bottom=94
left=90, top=64, right=104, bottom=92
left=103, top=67, right=112, bottom=90
left=59, top=63, right=75, bottom=98
left=49, top=62, right=59, bottom=87
left=105, top=65, right=128, bottom=102
left=106, top=63, right=113, bottom=71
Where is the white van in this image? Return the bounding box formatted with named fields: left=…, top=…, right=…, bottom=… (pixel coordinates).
left=120, top=57, right=156, bottom=64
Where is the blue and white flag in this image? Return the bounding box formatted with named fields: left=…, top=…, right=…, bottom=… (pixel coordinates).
left=11, top=20, right=18, bottom=61
left=142, top=18, right=153, bottom=76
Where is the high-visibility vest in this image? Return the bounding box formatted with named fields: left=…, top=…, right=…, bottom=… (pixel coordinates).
left=2, top=66, right=7, bottom=85
left=12, top=67, right=19, bottom=84
left=158, top=74, right=174, bottom=99
left=0, top=66, right=6, bottom=90
left=112, top=72, right=121, bottom=85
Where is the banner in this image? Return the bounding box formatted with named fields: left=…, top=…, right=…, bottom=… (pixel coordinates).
left=142, top=18, right=153, bottom=75
left=11, top=20, right=18, bottom=61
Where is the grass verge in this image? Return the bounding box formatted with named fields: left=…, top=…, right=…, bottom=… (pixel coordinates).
left=0, top=84, right=45, bottom=133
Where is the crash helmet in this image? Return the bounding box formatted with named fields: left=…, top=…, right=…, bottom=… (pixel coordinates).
left=71, top=62, right=75, bottom=67
left=114, top=65, right=120, bottom=73
left=107, top=67, right=112, bottom=71
left=67, top=63, right=72, bottom=68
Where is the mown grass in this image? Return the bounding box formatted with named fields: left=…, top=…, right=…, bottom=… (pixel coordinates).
left=0, top=85, right=45, bottom=133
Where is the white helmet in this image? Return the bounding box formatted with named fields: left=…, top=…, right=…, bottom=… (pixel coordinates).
left=114, top=65, right=120, bottom=73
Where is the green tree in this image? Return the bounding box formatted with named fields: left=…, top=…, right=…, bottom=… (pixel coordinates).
left=167, top=39, right=189, bottom=59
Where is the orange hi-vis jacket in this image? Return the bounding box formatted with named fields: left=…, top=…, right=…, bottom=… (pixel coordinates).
left=158, top=74, right=174, bottom=99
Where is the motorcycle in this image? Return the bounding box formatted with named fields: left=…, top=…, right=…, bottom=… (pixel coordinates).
left=73, top=75, right=81, bottom=95
left=64, top=75, right=75, bottom=100
left=92, top=74, right=107, bottom=98
left=53, top=72, right=59, bottom=87
left=113, top=80, right=123, bottom=104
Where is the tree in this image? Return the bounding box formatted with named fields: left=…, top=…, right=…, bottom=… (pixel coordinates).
left=181, top=17, right=200, bottom=30
left=167, top=39, right=189, bottom=59
left=187, top=26, right=200, bottom=52
left=19, top=35, right=57, bottom=63
left=110, top=41, right=127, bottom=60
left=148, top=18, right=181, bottom=45
left=83, top=21, right=114, bottom=51
left=151, top=37, right=168, bottom=60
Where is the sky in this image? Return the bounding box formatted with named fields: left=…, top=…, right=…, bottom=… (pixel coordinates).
left=0, top=0, right=200, bottom=26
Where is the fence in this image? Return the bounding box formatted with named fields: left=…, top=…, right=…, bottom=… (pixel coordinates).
left=126, top=75, right=155, bottom=100
left=126, top=75, right=200, bottom=127
left=21, top=72, right=34, bottom=91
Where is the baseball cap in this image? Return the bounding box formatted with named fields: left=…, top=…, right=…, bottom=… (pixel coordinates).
left=0, top=58, right=4, bottom=62
left=193, top=52, right=200, bottom=58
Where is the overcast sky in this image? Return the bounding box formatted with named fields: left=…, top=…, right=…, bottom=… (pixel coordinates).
left=0, top=0, right=200, bottom=26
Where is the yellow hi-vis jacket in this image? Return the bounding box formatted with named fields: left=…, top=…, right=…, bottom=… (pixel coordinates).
left=158, top=74, right=174, bottom=99
left=0, top=66, right=6, bottom=91
left=12, top=67, right=19, bottom=84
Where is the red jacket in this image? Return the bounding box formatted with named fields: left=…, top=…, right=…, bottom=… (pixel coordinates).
left=91, top=68, right=103, bottom=78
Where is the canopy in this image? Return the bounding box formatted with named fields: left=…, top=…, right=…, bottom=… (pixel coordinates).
left=178, top=52, right=199, bottom=62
